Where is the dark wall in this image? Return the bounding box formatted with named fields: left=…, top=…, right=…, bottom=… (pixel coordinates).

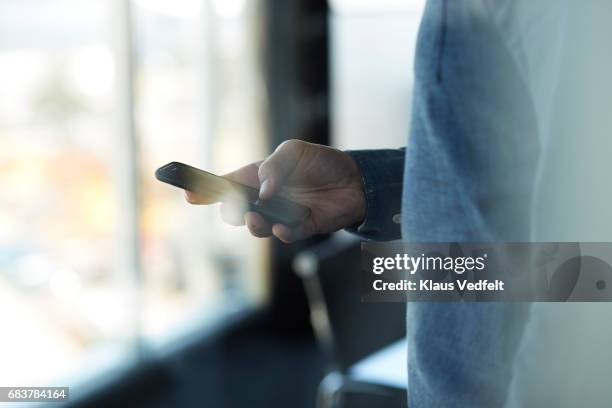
left=263, top=0, right=332, bottom=334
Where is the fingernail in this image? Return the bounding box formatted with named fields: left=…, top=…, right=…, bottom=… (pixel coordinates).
left=259, top=179, right=270, bottom=199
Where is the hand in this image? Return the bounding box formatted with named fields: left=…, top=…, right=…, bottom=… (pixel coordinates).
left=185, top=139, right=366, bottom=243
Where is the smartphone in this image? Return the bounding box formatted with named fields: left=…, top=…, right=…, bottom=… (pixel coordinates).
left=155, top=161, right=311, bottom=227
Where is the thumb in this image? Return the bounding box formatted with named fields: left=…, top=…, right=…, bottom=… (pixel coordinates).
left=258, top=140, right=305, bottom=199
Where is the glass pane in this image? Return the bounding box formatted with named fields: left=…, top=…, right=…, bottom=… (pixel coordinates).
left=0, top=0, right=134, bottom=387
left=134, top=0, right=267, bottom=345
left=331, top=0, right=425, bottom=149
left=0, top=0, right=268, bottom=391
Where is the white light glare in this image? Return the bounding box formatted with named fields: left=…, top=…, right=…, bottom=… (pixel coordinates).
left=134, top=0, right=202, bottom=19
left=49, top=268, right=82, bottom=301
left=211, top=0, right=247, bottom=19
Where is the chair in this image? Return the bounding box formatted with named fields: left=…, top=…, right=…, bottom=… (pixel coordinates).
left=293, top=232, right=408, bottom=408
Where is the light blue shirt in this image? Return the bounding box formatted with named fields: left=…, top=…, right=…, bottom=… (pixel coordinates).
left=349, top=0, right=612, bottom=406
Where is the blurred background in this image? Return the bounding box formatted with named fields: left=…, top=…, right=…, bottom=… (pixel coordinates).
left=0, top=0, right=423, bottom=406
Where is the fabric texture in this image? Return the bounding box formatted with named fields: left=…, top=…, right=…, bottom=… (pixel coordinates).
left=403, top=1, right=534, bottom=406
left=349, top=0, right=537, bottom=406
left=345, top=149, right=405, bottom=242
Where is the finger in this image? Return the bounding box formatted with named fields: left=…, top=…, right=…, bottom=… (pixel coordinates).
left=220, top=202, right=247, bottom=226
left=271, top=223, right=312, bottom=243
left=257, top=140, right=306, bottom=200
left=185, top=190, right=218, bottom=205
left=223, top=161, right=262, bottom=188
left=244, top=212, right=273, bottom=238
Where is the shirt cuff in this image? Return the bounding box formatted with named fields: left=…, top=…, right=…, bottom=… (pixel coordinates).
left=344, top=149, right=405, bottom=241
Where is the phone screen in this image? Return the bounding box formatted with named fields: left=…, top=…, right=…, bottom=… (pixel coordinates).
left=155, top=162, right=311, bottom=226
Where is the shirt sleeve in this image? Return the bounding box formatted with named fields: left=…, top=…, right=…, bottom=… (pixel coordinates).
left=344, top=149, right=405, bottom=241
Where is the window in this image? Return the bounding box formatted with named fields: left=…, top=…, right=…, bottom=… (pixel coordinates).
left=330, top=0, right=425, bottom=149
left=0, top=0, right=266, bottom=394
